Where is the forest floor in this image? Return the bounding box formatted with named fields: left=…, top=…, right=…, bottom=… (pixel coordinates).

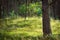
left=0, top=17, right=60, bottom=40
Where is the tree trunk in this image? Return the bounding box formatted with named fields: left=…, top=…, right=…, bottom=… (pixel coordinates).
left=51, top=0, right=57, bottom=19
left=0, top=0, right=2, bottom=19
left=49, top=0, right=60, bottom=20
left=57, top=0, right=60, bottom=20
left=42, top=0, right=52, bottom=36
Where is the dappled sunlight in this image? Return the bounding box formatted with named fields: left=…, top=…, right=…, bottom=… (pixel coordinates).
left=7, top=29, right=42, bottom=37
left=50, top=18, right=60, bottom=34
left=0, top=17, right=60, bottom=40
left=2, top=17, right=43, bottom=36
left=0, top=0, right=60, bottom=40
left=0, top=17, right=60, bottom=34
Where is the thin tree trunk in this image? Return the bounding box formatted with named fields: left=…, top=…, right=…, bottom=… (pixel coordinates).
left=0, top=0, right=2, bottom=19
left=49, top=0, right=60, bottom=20
left=42, top=0, right=52, bottom=36
left=57, top=0, right=60, bottom=20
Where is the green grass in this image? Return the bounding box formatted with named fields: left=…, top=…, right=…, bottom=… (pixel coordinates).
left=0, top=17, right=60, bottom=40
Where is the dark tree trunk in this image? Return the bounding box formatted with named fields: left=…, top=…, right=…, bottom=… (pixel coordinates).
left=51, top=0, right=58, bottom=20
left=42, top=0, right=52, bottom=36
left=57, top=0, right=60, bottom=20
left=0, top=4, right=1, bottom=19
left=0, top=0, right=2, bottom=19
left=49, top=0, right=60, bottom=20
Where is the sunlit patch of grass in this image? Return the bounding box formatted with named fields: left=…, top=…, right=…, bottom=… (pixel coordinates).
left=5, top=25, right=43, bottom=37
left=50, top=18, right=60, bottom=34
left=0, top=17, right=60, bottom=38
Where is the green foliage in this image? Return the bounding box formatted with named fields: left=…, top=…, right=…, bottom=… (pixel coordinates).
left=18, top=2, right=42, bottom=17
left=19, top=4, right=27, bottom=14
left=29, top=2, right=42, bottom=16
left=10, top=10, right=15, bottom=17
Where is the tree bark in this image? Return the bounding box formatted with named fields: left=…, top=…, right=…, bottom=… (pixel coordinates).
left=42, top=0, right=52, bottom=36
left=49, top=0, right=60, bottom=20
left=0, top=4, right=1, bottom=19
left=56, top=0, right=60, bottom=20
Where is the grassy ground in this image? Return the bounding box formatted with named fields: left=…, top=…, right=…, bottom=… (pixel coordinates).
left=0, top=17, right=60, bottom=40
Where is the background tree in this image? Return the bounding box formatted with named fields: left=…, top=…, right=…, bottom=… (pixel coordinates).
left=49, top=0, right=60, bottom=20
left=0, top=4, right=1, bottom=17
